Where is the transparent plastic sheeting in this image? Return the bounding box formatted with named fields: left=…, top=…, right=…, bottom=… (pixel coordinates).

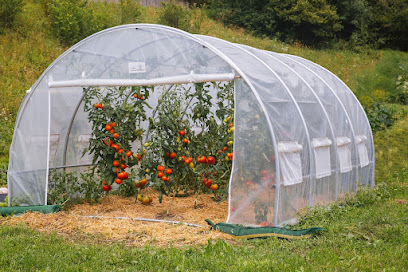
left=8, top=24, right=374, bottom=226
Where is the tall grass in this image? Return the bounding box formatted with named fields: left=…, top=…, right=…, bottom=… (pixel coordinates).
left=374, top=106, right=408, bottom=181
left=0, top=0, right=407, bottom=164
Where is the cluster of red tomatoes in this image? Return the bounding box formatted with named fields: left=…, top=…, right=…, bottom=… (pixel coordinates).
left=133, top=93, right=145, bottom=100
left=156, top=165, right=173, bottom=182
left=101, top=121, right=136, bottom=191
left=196, top=155, right=216, bottom=165
left=94, top=103, right=104, bottom=109
left=201, top=171, right=219, bottom=191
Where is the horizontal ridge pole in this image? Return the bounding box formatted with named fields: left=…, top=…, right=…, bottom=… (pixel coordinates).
left=48, top=73, right=239, bottom=88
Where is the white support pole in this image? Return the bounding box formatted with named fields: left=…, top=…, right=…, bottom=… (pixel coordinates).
left=48, top=72, right=239, bottom=88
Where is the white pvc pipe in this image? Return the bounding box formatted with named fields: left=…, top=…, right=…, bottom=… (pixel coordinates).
left=81, top=215, right=205, bottom=228
left=48, top=72, right=238, bottom=88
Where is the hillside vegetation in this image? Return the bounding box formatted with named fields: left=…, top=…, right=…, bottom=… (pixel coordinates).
left=0, top=0, right=407, bottom=166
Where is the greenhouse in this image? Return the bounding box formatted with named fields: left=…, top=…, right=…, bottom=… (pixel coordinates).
left=8, top=24, right=374, bottom=226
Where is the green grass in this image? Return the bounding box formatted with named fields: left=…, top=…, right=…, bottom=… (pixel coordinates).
left=374, top=105, right=408, bottom=182
left=1, top=175, right=407, bottom=271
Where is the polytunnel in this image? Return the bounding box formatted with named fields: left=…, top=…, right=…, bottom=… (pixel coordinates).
left=8, top=24, right=374, bottom=226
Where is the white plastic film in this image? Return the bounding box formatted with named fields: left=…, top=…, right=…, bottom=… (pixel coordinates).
left=8, top=24, right=374, bottom=225
left=356, top=135, right=369, bottom=168
left=278, top=141, right=303, bottom=186
left=312, top=138, right=332, bottom=179
left=337, top=137, right=352, bottom=173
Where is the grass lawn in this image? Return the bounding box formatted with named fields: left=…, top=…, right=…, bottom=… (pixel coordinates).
left=1, top=170, right=407, bottom=271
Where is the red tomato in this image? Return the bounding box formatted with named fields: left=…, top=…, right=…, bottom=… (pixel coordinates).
left=223, top=146, right=228, bottom=151
left=120, top=164, right=127, bottom=169
left=197, top=156, right=206, bottom=164
left=102, top=185, right=111, bottom=192
left=115, top=179, right=122, bottom=185
left=206, top=156, right=215, bottom=165
left=162, top=176, right=167, bottom=181
left=113, top=160, right=120, bottom=167
left=206, top=179, right=213, bottom=187
left=210, top=184, right=218, bottom=191
left=140, top=179, right=147, bottom=186
left=105, top=124, right=112, bottom=131
left=113, top=133, right=119, bottom=139
left=181, top=156, right=186, bottom=162
left=117, top=172, right=128, bottom=180
left=110, top=122, right=117, bottom=127
left=157, top=165, right=165, bottom=171
left=158, top=172, right=164, bottom=178
left=202, top=178, right=208, bottom=185
left=126, top=151, right=132, bottom=158
left=118, top=149, right=125, bottom=155
left=111, top=144, right=119, bottom=151
left=165, top=152, right=170, bottom=158
left=183, top=138, right=189, bottom=144
left=170, top=152, right=176, bottom=158
left=165, top=168, right=172, bottom=174
left=110, top=129, right=115, bottom=134
left=179, top=130, right=185, bottom=136
left=94, top=103, right=100, bottom=109
left=113, top=167, right=119, bottom=174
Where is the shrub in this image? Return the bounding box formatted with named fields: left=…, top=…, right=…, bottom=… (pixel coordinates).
left=49, top=0, right=112, bottom=45
left=269, top=0, right=342, bottom=45
left=0, top=0, right=25, bottom=31
left=364, top=102, right=394, bottom=133
left=208, top=0, right=277, bottom=39
left=120, top=0, right=142, bottom=24
left=158, top=0, right=190, bottom=31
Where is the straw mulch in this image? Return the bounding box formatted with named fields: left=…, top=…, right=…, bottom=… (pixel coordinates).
left=0, top=190, right=236, bottom=247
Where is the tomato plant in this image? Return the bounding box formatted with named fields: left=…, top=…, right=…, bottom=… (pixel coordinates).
left=83, top=85, right=152, bottom=192
left=83, top=81, right=235, bottom=209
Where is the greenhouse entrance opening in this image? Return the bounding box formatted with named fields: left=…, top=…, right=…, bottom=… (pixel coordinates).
left=8, top=24, right=374, bottom=227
